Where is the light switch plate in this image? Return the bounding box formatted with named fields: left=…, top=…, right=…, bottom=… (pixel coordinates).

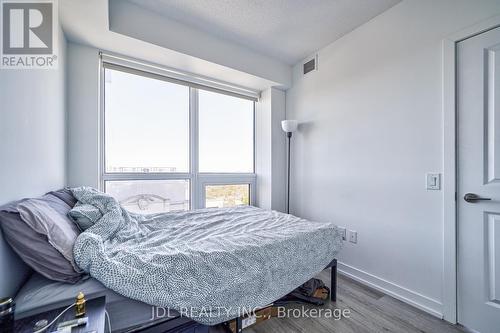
left=339, top=227, right=347, bottom=241
left=426, top=173, right=441, bottom=190
left=348, top=230, right=357, bottom=244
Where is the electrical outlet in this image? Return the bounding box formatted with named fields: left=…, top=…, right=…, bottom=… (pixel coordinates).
left=348, top=230, right=358, bottom=244
left=338, top=227, right=347, bottom=241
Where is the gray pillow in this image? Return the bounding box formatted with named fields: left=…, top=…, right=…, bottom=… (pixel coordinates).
left=48, top=188, right=78, bottom=208
left=17, top=197, right=82, bottom=273
left=0, top=209, right=83, bottom=283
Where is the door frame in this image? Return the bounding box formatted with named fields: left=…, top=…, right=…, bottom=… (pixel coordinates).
left=442, top=14, right=500, bottom=324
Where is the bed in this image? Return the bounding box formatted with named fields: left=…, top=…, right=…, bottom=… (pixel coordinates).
left=13, top=261, right=338, bottom=332
left=0, top=187, right=342, bottom=331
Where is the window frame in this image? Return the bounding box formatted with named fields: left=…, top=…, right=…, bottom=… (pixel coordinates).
left=99, top=59, right=257, bottom=210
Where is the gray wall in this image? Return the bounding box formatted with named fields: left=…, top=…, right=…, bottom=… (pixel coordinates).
left=0, top=27, right=67, bottom=204
left=286, top=0, right=500, bottom=318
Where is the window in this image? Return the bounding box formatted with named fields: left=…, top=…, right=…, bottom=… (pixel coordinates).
left=106, top=180, right=190, bottom=214
left=205, top=184, right=250, bottom=208
left=199, top=90, right=254, bottom=173
left=101, top=62, right=256, bottom=214
left=104, top=68, right=189, bottom=173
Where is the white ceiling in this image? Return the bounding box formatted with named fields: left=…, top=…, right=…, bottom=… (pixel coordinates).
left=60, top=0, right=288, bottom=91
left=127, top=0, right=401, bottom=65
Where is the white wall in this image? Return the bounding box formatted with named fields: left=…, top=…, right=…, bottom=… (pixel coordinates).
left=0, top=27, right=67, bottom=204
left=0, top=25, right=67, bottom=298
left=286, top=0, right=500, bottom=318
left=67, top=43, right=100, bottom=188
left=255, top=88, right=286, bottom=212
left=255, top=89, right=272, bottom=209
left=270, top=89, right=287, bottom=212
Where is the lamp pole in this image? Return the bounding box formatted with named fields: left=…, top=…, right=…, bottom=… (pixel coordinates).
left=281, top=120, right=298, bottom=215
left=287, top=131, right=292, bottom=214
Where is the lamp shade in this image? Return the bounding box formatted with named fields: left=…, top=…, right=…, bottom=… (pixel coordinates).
left=281, top=120, right=298, bottom=133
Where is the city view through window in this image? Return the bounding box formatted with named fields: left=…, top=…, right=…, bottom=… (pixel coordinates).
left=103, top=66, right=254, bottom=213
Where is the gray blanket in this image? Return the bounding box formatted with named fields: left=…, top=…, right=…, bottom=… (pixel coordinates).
left=71, top=187, right=342, bottom=325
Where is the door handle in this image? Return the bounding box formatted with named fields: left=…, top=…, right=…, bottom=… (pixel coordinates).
left=464, top=193, right=492, bottom=203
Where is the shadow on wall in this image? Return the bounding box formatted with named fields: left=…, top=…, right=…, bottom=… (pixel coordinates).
left=297, top=121, right=315, bottom=137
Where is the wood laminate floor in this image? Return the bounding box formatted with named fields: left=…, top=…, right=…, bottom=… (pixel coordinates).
left=244, top=271, right=466, bottom=333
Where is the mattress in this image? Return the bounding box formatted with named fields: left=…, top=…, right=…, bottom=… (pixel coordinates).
left=15, top=273, right=180, bottom=332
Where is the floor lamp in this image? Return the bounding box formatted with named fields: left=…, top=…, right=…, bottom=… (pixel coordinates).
left=282, top=120, right=298, bottom=214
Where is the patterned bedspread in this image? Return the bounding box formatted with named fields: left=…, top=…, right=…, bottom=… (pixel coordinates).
left=70, top=187, right=342, bottom=325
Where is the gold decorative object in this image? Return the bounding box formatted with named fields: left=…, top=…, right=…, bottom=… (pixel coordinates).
left=75, top=292, right=86, bottom=317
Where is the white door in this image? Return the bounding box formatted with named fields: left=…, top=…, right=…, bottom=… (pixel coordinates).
left=458, top=26, right=500, bottom=333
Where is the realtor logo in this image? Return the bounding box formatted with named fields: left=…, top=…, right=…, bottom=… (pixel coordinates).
left=1, top=0, right=58, bottom=69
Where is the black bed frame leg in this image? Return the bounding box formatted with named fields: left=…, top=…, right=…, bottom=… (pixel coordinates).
left=331, top=259, right=337, bottom=302
left=235, top=316, right=243, bottom=333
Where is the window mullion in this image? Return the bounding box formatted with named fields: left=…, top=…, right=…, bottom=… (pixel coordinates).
left=102, top=173, right=192, bottom=181
left=190, top=88, right=200, bottom=209
left=98, top=58, right=106, bottom=191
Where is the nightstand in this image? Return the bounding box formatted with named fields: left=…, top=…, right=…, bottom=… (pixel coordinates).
left=14, top=296, right=106, bottom=333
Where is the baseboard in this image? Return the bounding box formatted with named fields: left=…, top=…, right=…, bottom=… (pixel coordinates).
left=337, top=262, right=443, bottom=319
